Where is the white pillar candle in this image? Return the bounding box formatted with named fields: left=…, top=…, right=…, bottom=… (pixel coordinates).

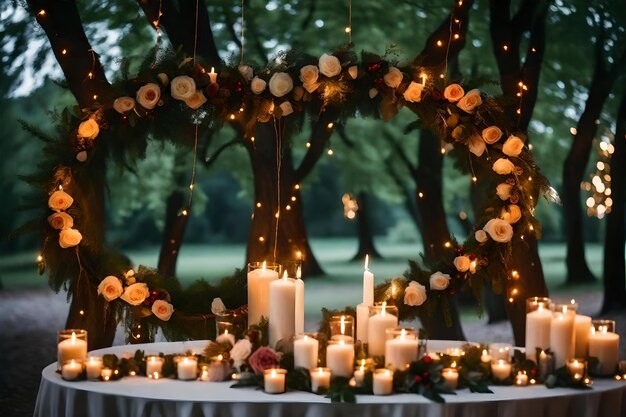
left=326, top=338, right=355, bottom=377
left=354, top=364, right=366, bottom=386
left=480, top=349, right=492, bottom=363
left=372, top=369, right=393, bottom=395
left=441, top=367, right=459, bottom=390
left=550, top=309, right=575, bottom=368
left=61, top=360, right=83, bottom=381
left=263, top=368, right=286, bottom=394
left=515, top=371, right=529, bottom=386
left=295, top=268, right=305, bottom=335
left=566, top=359, right=585, bottom=379
left=574, top=315, right=592, bottom=358
left=385, top=328, right=419, bottom=370
left=356, top=303, right=370, bottom=343
left=58, top=331, right=88, bottom=366
left=589, top=326, right=620, bottom=375
left=269, top=272, right=296, bottom=348
left=367, top=302, right=398, bottom=356
left=248, top=262, right=280, bottom=325
left=208, top=67, right=218, bottom=84
left=294, top=334, right=319, bottom=370
left=310, top=367, right=331, bottom=393
left=525, top=304, right=552, bottom=360
left=363, top=255, right=374, bottom=306
left=177, top=356, right=198, bottom=380
left=85, top=357, right=103, bottom=381
left=100, top=368, right=113, bottom=381
left=491, top=359, right=512, bottom=381
left=146, top=355, right=164, bottom=378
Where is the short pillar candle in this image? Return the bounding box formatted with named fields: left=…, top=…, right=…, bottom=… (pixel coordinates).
left=525, top=297, right=552, bottom=360
left=491, top=359, right=512, bottom=381
left=367, top=302, right=398, bottom=357
left=85, top=356, right=103, bottom=381
left=442, top=367, right=459, bottom=390
left=372, top=369, right=394, bottom=395
left=310, top=367, right=331, bottom=393
left=589, top=320, right=620, bottom=376
left=385, top=327, right=419, bottom=370
left=177, top=356, right=198, bottom=380
left=264, top=368, right=287, bottom=394
left=326, top=337, right=355, bottom=377
left=146, top=355, right=164, bottom=378
left=247, top=261, right=280, bottom=326
left=57, top=329, right=88, bottom=370
left=293, top=333, right=319, bottom=370
left=61, top=360, right=83, bottom=381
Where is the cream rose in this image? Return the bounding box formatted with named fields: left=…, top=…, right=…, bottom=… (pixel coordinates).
left=136, top=83, right=161, bottom=110
left=501, top=204, right=522, bottom=224
left=457, top=88, right=482, bottom=113
left=403, top=81, right=424, bottom=103
left=404, top=281, right=427, bottom=306
left=482, top=126, right=503, bottom=144
left=303, top=82, right=319, bottom=93
left=444, top=83, right=465, bottom=102
left=299, top=65, right=319, bottom=85
left=483, top=218, right=514, bottom=243
left=348, top=65, right=358, bottom=79
left=185, top=91, right=207, bottom=109
left=97, top=275, right=123, bottom=301
left=468, top=134, right=486, bottom=157
left=496, top=183, right=513, bottom=200
left=268, top=72, right=293, bottom=97
left=238, top=65, right=254, bottom=82
left=48, top=190, right=74, bottom=212
left=113, top=97, right=135, bottom=114
left=492, top=158, right=516, bottom=175
left=151, top=299, right=174, bottom=321
left=279, top=101, right=293, bottom=116
left=475, top=229, right=489, bottom=243
left=384, top=66, right=403, bottom=89
left=318, top=53, right=342, bottom=77
left=502, top=134, right=525, bottom=157
left=157, top=73, right=169, bottom=86
left=59, top=228, right=82, bottom=248
left=120, top=282, right=149, bottom=306
left=211, top=297, right=226, bottom=315
left=454, top=256, right=471, bottom=272
left=429, top=271, right=451, bottom=290
left=170, top=76, right=196, bottom=101
left=251, top=76, right=267, bottom=94
left=230, top=339, right=253, bottom=369
left=369, top=88, right=379, bottom=99
left=78, top=119, right=99, bottom=140
left=48, top=212, right=73, bottom=230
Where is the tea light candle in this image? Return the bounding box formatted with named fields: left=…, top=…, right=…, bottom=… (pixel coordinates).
left=269, top=271, right=296, bottom=348
left=441, top=367, right=459, bottom=390
left=61, top=360, right=83, bottom=381
left=58, top=330, right=88, bottom=367
left=247, top=261, right=280, bottom=326
left=100, top=368, right=113, bottom=382
left=85, top=357, right=103, bottom=381
left=589, top=324, right=620, bottom=375
left=354, top=363, right=366, bottom=386
left=525, top=300, right=552, bottom=360
left=310, top=367, right=331, bottom=393
left=208, top=67, right=218, bottom=84
left=480, top=349, right=492, bottom=363
left=177, top=356, right=198, bottom=380
left=367, top=302, right=398, bottom=356
left=515, top=371, right=529, bottom=386
left=550, top=306, right=576, bottom=368
left=373, top=369, right=394, bottom=395
left=326, top=338, right=355, bottom=377
left=264, top=368, right=286, bottom=394
left=146, top=355, right=164, bottom=378
left=385, top=328, right=419, bottom=370
left=574, top=315, right=592, bottom=358
left=491, top=359, right=512, bottom=381
left=567, top=359, right=585, bottom=378
left=294, top=334, right=319, bottom=370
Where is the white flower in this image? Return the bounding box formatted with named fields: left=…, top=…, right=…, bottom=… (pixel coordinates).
left=77, top=119, right=99, bottom=140
left=268, top=72, right=293, bottom=97
left=238, top=65, right=254, bottom=82
left=318, top=53, right=342, bottom=77
left=299, top=65, right=319, bottom=85
left=48, top=190, right=74, bottom=212
left=492, top=158, right=516, bottom=175
left=59, top=228, right=82, bottom=248
left=152, top=300, right=174, bottom=321
left=444, top=83, right=465, bottom=102
left=475, top=229, right=489, bottom=243
left=429, top=271, right=451, bottom=290
left=279, top=101, right=293, bottom=117
left=113, top=97, right=135, bottom=114
left=251, top=76, right=267, bottom=94
left=496, top=183, right=513, bottom=200
left=136, top=83, right=161, bottom=110
left=170, top=76, right=196, bottom=101
left=230, top=339, right=253, bottom=369
left=404, top=281, right=427, bottom=306
left=157, top=73, right=169, bottom=86
left=483, top=218, right=514, bottom=243
left=211, top=297, right=226, bottom=315
left=185, top=91, right=207, bottom=109
left=369, top=88, right=379, bottom=99
left=348, top=65, right=358, bottom=79
left=48, top=212, right=73, bottom=230
left=457, top=88, right=482, bottom=113
left=120, top=282, right=149, bottom=306
left=403, top=81, right=424, bottom=103
left=454, top=256, right=471, bottom=272
left=468, top=134, right=486, bottom=157
left=482, top=126, right=502, bottom=144
left=303, top=82, right=319, bottom=93
left=501, top=204, right=522, bottom=224
left=97, top=275, right=123, bottom=301
left=384, top=66, right=403, bottom=89
left=216, top=332, right=236, bottom=347
left=502, top=135, right=525, bottom=157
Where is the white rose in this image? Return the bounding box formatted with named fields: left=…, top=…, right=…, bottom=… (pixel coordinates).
left=384, top=66, right=403, bottom=89
left=113, top=97, right=135, bottom=114
left=216, top=332, right=236, bottom=347
left=457, top=88, right=482, bottom=113
left=501, top=204, right=522, bottom=224
left=492, top=158, right=516, bottom=175
left=238, top=65, right=254, bottom=82
left=48, top=190, right=74, bottom=211
left=136, top=83, right=161, bottom=110
left=468, top=134, right=486, bottom=157
left=496, top=183, right=513, bottom=200
left=157, top=73, right=169, bottom=86
left=48, top=212, right=73, bottom=230
left=211, top=297, right=226, bottom=315
left=120, top=282, right=149, bottom=306
left=59, top=228, right=82, bottom=248
left=185, top=91, right=207, bottom=109
left=454, top=256, right=471, bottom=272
left=475, top=229, right=489, bottom=243
left=404, top=281, right=427, bottom=306
left=482, top=126, right=503, bottom=144
left=429, top=271, right=451, bottom=290
left=318, top=53, right=342, bottom=77
left=151, top=299, right=174, bottom=321
left=279, top=101, right=293, bottom=117
left=230, top=339, right=253, bottom=369
left=251, top=76, right=267, bottom=94
left=483, top=218, right=514, bottom=243
left=444, top=83, right=465, bottom=102
left=268, top=72, right=293, bottom=97
left=502, top=135, right=525, bottom=157
left=77, top=119, right=99, bottom=140
left=403, top=81, right=424, bottom=103
left=348, top=65, right=358, bottom=79
left=170, top=76, right=197, bottom=101
left=299, top=65, right=319, bottom=85
left=97, top=275, right=123, bottom=301
left=303, top=82, right=319, bottom=93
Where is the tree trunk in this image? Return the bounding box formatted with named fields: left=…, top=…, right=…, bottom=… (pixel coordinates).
left=602, top=88, right=626, bottom=312
left=157, top=188, right=188, bottom=278
left=352, top=192, right=382, bottom=260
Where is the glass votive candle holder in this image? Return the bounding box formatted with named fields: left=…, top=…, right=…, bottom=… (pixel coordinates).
left=525, top=297, right=552, bottom=360
left=215, top=310, right=248, bottom=338
left=526, top=296, right=551, bottom=313
left=489, top=343, right=512, bottom=361
left=367, top=302, right=399, bottom=357
left=263, top=368, right=287, bottom=394
left=176, top=356, right=198, bottom=380
left=57, top=329, right=88, bottom=370
left=385, top=327, right=419, bottom=370
left=354, top=363, right=367, bottom=387
left=310, top=367, right=332, bottom=393
left=445, top=347, right=465, bottom=359
left=441, top=367, right=459, bottom=390
left=330, top=315, right=355, bottom=340
left=515, top=371, right=529, bottom=386
left=566, top=358, right=586, bottom=381
left=552, top=302, right=577, bottom=317
left=326, top=337, right=355, bottom=378
left=247, top=261, right=282, bottom=326
left=491, top=359, right=512, bottom=381
left=589, top=320, right=619, bottom=376
left=293, top=333, right=320, bottom=370
left=61, top=359, right=83, bottom=381
left=146, top=355, right=164, bottom=379
left=100, top=367, right=113, bottom=382
left=372, top=368, right=394, bottom=395
left=85, top=356, right=103, bottom=381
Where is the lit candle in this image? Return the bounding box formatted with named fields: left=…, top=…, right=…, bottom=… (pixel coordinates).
left=515, top=371, right=529, bottom=386
left=574, top=315, right=592, bottom=358
left=100, top=368, right=113, bottom=382
left=446, top=347, right=464, bottom=359
left=354, top=361, right=366, bottom=386
left=480, top=349, right=491, bottom=363
left=363, top=255, right=374, bottom=305
left=61, top=359, right=83, bottom=381
left=208, top=67, right=218, bottom=84
left=525, top=298, right=552, bottom=360
left=567, top=359, right=586, bottom=378
left=330, top=315, right=355, bottom=339
left=247, top=261, right=280, bottom=326
left=420, top=73, right=427, bottom=86
left=295, top=266, right=305, bottom=335
left=146, top=355, right=164, bottom=379
left=367, top=302, right=398, bottom=356
left=269, top=271, right=296, bottom=348
left=491, top=359, right=512, bottom=381
left=263, top=368, right=286, bottom=394
left=57, top=330, right=88, bottom=367
left=177, top=356, right=198, bottom=380
left=385, top=327, right=419, bottom=370
left=589, top=323, right=620, bottom=376
left=356, top=303, right=369, bottom=343
left=85, top=356, right=103, bottom=381
left=373, top=369, right=394, bottom=395
left=310, top=367, right=332, bottom=393
left=294, top=334, right=319, bottom=370
left=326, top=338, right=355, bottom=377
left=441, top=367, right=459, bottom=390
left=550, top=306, right=576, bottom=368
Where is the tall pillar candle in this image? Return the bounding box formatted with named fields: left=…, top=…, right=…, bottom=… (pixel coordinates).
left=294, top=267, right=305, bottom=335
left=367, top=302, right=398, bottom=357
left=525, top=297, right=552, bottom=360
left=385, top=327, right=419, bottom=370
left=247, top=262, right=280, bottom=325
left=326, top=338, right=354, bottom=377
left=363, top=255, right=374, bottom=306
left=589, top=321, right=620, bottom=376
left=550, top=307, right=576, bottom=368
left=574, top=315, right=592, bottom=358
left=356, top=303, right=369, bottom=343
left=294, top=334, right=319, bottom=370
left=269, top=272, right=296, bottom=348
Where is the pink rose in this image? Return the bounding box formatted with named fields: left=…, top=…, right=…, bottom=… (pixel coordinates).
left=247, top=346, right=281, bottom=374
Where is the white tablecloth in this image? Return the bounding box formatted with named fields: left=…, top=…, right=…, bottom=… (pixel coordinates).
left=34, top=340, right=626, bottom=417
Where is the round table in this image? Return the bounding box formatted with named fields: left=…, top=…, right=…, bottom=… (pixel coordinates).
left=34, top=340, right=626, bottom=417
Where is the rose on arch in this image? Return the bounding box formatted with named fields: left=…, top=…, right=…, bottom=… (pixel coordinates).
left=483, top=218, right=514, bottom=243
left=120, top=282, right=150, bottom=306
left=384, top=66, right=403, bottom=89
left=501, top=204, right=522, bottom=224
left=475, top=229, right=489, bottom=243
left=247, top=346, right=281, bottom=374
left=496, top=182, right=514, bottom=200
left=453, top=256, right=471, bottom=272
left=238, top=65, right=254, bottom=82
left=348, top=65, right=358, bottom=79
left=97, top=275, right=123, bottom=301
left=268, top=72, right=293, bottom=97
left=185, top=91, right=207, bottom=109
left=251, top=76, right=267, bottom=94
left=211, top=297, right=226, bottom=315
left=299, top=65, right=319, bottom=86
left=456, top=89, right=482, bottom=113
left=170, top=76, right=197, bottom=101
left=59, top=228, right=82, bottom=248
left=403, top=81, right=424, bottom=103
left=48, top=190, right=74, bottom=212
left=113, top=97, right=135, bottom=114
left=502, top=134, right=525, bottom=157
left=404, top=281, right=427, bottom=306
left=48, top=212, right=73, bottom=230
left=230, top=339, right=253, bottom=369
left=136, top=83, right=161, bottom=110
left=468, top=134, right=486, bottom=157
left=429, top=271, right=451, bottom=290
left=279, top=101, right=294, bottom=117
left=492, top=158, right=516, bottom=175
left=482, top=126, right=503, bottom=144
left=443, top=83, right=465, bottom=102
left=151, top=299, right=174, bottom=321
left=318, top=53, right=342, bottom=77
left=77, top=119, right=99, bottom=140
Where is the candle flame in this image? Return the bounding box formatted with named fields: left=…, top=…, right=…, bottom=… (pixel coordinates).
left=381, top=301, right=386, bottom=316
left=364, top=254, right=369, bottom=270
left=296, top=266, right=302, bottom=280
left=210, top=67, right=215, bottom=73
left=271, top=369, right=277, bottom=377
left=71, top=331, right=76, bottom=342
left=562, top=306, right=567, bottom=314
left=420, top=73, right=427, bottom=85
left=224, top=329, right=229, bottom=335
left=571, top=299, right=576, bottom=304
left=340, top=315, right=346, bottom=335
left=400, top=328, right=407, bottom=339
left=318, top=368, right=323, bottom=375
left=262, top=261, right=267, bottom=270
left=282, top=270, right=288, bottom=280
left=498, top=359, right=506, bottom=365
left=303, top=335, right=308, bottom=341
left=451, top=361, right=457, bottom=368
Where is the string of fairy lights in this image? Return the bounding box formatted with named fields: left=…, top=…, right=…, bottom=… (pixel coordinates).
left=581, top=130, right=615, bottom=219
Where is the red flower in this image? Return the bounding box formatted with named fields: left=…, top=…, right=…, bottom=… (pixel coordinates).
left=414, top=375, right=422, bottom=384
left=247, top=346, right=280, bottom=374
left=423, top=355, right=433, bottom=364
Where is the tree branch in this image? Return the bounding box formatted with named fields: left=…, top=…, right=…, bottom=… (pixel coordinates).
left=221, top=4, right=243, bottom=51
left=243, top=0, right=268, bottom=64
left=293, top=110, right=337, bottom=183
left=336, top=125, right=356, bottom=148
left=382, top=132, right=418, bottom=179
left=300, top=0, right=318, bottom=31
left=204, top=138, right=240, bottom=169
